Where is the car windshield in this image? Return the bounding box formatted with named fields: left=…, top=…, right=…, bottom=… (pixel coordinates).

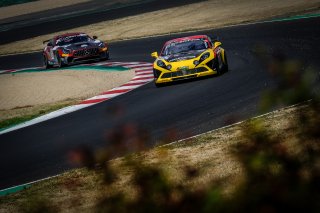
left=162, top=39, right=208, bottom=56
left=56, top=35, right=91, bottom=46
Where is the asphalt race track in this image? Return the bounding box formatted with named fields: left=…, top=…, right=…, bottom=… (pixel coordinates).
left=0, top=0, right=205, bottom=45
left=0, top=16, right=320, bottom=190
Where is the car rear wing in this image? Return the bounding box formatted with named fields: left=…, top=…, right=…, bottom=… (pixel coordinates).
left=43, top=39, right=50, bottom=44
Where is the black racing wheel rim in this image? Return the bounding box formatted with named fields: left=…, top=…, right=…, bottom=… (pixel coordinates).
left=223, top=52, right=229, bottom=72
left=43, top=55, right=47, bottom=67
left=43, top=55, right=50, bottom=69
left=100, top=51, right=109, bottom=61
left=56, top=54, right=62, bottom=68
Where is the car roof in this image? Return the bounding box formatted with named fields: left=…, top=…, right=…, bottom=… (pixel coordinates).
left=164, top=35, right=209, bottom=46
left=160, top=35, right=211, bottom=55
left=53, top=32, right=87, bottom=41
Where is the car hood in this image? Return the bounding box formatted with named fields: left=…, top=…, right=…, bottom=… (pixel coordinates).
left=161, top=50, right=205, bottom=62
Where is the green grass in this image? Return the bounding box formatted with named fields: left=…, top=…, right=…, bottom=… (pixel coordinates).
left=0, top=0, right=38, bottom=8
left=0, top=100, right=77, bottom=130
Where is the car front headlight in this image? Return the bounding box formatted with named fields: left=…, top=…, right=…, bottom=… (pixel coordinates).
left=62, top=49, right=71, bottom=54
left=98, top=43, right=105, bottom=48
left=157, top=60, right=166, bottom=68
left=200, top=52, right=210, bottom=61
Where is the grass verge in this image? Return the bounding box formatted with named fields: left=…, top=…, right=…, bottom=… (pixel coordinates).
left=0, top=99, right=80, bottom=130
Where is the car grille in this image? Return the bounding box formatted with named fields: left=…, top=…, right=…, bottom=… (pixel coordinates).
left=161, top=67, right=208, bottom=78
left=73, top=48, right=99, bottom=57
left=206, top=59, right=217, bottom=69
left=153, top=68, right=162, bottom=78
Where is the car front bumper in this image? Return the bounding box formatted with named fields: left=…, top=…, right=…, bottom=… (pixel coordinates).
left=154, top=66, right=217, bottom=84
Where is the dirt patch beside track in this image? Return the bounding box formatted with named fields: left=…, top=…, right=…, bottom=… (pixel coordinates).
left=0, top=69, right=135, bottom=121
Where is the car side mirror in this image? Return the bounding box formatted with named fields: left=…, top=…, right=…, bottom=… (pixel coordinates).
left=151, top=52, right=158, bottom=58
left=214, top=41, right=222, bottom=49
left=93, top=36, right=98, bottom=39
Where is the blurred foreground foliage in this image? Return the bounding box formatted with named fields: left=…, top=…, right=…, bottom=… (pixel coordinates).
left=18, top=49, right=320, bottom=212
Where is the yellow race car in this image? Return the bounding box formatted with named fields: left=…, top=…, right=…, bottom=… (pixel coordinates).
left=151, top=35, right=228, bottom=87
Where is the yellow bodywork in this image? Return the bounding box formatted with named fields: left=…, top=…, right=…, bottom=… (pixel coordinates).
left=152, top=49, right=218, bottom=84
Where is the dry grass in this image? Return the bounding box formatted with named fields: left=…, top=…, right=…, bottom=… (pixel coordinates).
left=0, top=98, right=79, bottom=121
left=0, top=103, right=303, bottom=212
left=0, top=0, right=320, bottom=55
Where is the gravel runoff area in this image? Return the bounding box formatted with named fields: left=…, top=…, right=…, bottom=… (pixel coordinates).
left=0, top=0, right=319, bottom=55
left=0, top=69, right=135, bottom=121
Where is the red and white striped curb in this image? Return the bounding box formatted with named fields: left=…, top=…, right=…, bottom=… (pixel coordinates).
left=0, top=62, right=154, bottom=135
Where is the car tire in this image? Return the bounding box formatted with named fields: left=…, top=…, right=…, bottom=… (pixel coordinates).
left=216, top=56, right=223, bottom=75
left=223, top=52, right=229, bottom=72
left=216, top=52, right=228, bottom=75
left=43, top=55, right=52, bottom=69
left=100, top=51, right=109, bottom=61
left=56, top=53, right=65, bottom=68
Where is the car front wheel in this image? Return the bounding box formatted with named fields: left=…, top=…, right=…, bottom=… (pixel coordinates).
left=100, top=51, right=109, bottom=61
left=216, top=52, right=228, bottom=75
left=56, top=53, right=66, bottom=68
left=222, top=52, right=229, bottom=72
left=43, top=55, right=52, bottom=69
